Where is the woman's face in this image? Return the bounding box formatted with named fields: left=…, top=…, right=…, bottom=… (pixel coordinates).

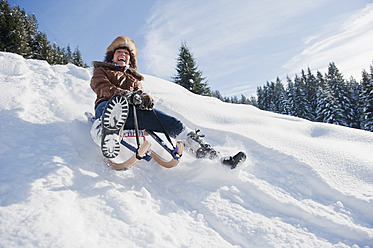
left=112, top=48, right=130, bottom=67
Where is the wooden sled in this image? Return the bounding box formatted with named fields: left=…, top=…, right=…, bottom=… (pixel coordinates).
left=105, top=130, right=183, bottom=170
left=86, top=109, right=183, bottom=170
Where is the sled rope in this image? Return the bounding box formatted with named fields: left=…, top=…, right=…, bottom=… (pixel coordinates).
left=132, top=104, right=143, bottom=160
left=152, top=109, right=176, bottom=150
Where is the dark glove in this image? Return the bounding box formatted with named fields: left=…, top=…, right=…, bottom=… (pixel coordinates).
left=124, top=91, right=154, bottom=110
left=124, top=90, right=143, bottom=106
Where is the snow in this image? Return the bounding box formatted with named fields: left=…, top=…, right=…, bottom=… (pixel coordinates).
left=0, top=52, right=372, bottom=247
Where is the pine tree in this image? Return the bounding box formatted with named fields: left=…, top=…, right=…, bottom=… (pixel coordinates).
left=302, top=68, right=318, bottom=121
left=10, top=6, right=28, bottom=56
left=0, top=3, right=34, bottom=57
left=266, top=81, right=276, bottom=112
left=346, top=77, right=361, bottom=129
left=360, top=66, right=373, bottom=131
left=0, top=0, right=86, bottom=67
left=274, top=77, right=286, bottom=114
left=1, top=1, right=19, bottom=53
left=250, top=96, right=258, bottom=107
left=325, top=62, right=348, bottom=126
left=0, top=0, right=10, bottom=51
left=284, top=76, right=295, bottom=116
left=231, top=95, right=239, bottom=104
left=173, top=42, right=210, bottom=96
left=23, top=13, right=38, bottom=58
left=32, top=31, right=52, bottom=61
left=51, top=42, right=59, bottom=64
left=211, top=90, right=224, bottom=101
left=59, top=47, right=68, bottom=64
left=261, top=83, right=271, bottom=110
left=317, top=68, right=338, bottom=124
left=71, top=46, right=84, bottom=67
left=293, top=74, right=308, bottom=119
left=66, top=45, right=72, bottom=63
left=239, top=94, right=251, bottom=104
left=256, top=86, right=265, bottom=110
left=316, top=71, right=331, bottom=123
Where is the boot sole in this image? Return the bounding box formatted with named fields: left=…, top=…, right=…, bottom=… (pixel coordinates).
left=101, top=95, right=129, bottom=158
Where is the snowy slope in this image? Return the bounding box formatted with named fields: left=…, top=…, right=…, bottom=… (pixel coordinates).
left=0, top=52, right=372, bottom=248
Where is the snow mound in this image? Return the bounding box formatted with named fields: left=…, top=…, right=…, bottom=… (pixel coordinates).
left=1, top=52, right=372, bottom=247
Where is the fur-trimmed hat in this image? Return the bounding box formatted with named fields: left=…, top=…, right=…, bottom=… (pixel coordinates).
left=105, top=36, right=138, bottom=69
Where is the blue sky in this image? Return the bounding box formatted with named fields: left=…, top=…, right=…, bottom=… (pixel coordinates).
left=8, top=0, right=373, bottom=96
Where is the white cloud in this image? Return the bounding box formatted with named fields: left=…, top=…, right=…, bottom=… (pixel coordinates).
left=283, top=3, right=373, bottom=80
left=142, top=0, right=328, bottom=78
left=141, top=0, right=371, bottom=96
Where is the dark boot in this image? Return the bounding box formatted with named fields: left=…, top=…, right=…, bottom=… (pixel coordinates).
left=101, top=95, right=129, bottom=158
left=221, top=152, right=247, bottom=169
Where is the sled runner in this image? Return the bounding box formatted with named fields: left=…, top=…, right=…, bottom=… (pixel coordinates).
left=105, top=129, right=183, bottom=170
left=147, top=130, right=184, bottom=168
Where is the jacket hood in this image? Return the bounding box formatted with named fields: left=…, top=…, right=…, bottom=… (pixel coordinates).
left=104, top=36, right=138, bottom=69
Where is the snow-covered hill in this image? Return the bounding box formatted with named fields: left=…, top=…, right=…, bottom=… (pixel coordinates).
left=0, top=52, right=372, bottom=248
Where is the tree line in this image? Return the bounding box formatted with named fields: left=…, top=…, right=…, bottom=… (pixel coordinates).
left=173, top=41, right=373, bottom=132
left=0, top=0, right=87, bottom=67
left=256, top=62, right=373, bottom=132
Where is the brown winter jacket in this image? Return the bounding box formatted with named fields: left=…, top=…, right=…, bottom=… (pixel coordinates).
left=90, top=61, right=144, bottom=108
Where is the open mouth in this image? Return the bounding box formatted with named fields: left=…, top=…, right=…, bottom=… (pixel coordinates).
left=118, top=58, right=125, bottom=62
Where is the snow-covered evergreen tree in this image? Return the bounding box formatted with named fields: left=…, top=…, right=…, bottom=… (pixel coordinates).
left=293, top=75, right=308, bottom=119
left=259, top=83, right=274, bottom=111
left=71, top=47, right=83, bottom=67
left=173, top=42, right=210, bottom=96
left=256, top=86, right=265, bottom=110
left=315, top=71, right=332, bottom=123
left=302, top=68, right=318, bottom=121
left=269, top=84, right=276, bottom=111
left=0, top=0, right=86, bottom=67
left=23, top=13, right=38, bottom=59
left=346, top=78, right=361, bottom=129
left=1, top=2, right=37, bottom=58
left=274, top=78, right=286, bottom=114
left=360, top=66, right=373, bottom=131
left=0, top=0, right=10, bottom=50
left=13, top=6, right=36, bottom=58
left=32, top=31, right=52, bottom=61
left=239, top=94, right=250, bottom=104
left=284, top=76, right=295, bottom=116
left=257, top=79, right=286, bottom=113
left=324, top=62, right=347, bottom=126
left=66, top=45, right=73, bottom=63
left=211, top=90, right=224, bottom=101
left=250, top=96, right=258, bottom=107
